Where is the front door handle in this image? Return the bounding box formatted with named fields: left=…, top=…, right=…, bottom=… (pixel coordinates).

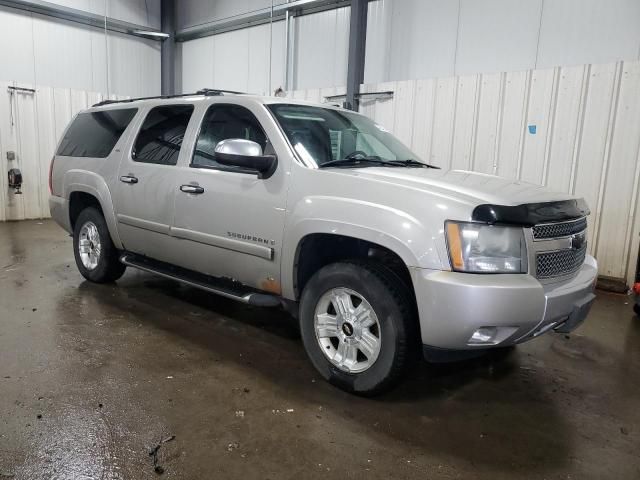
left=120, top=175, right=138, bottom=184
left=180, top=184, right=204, bottom=194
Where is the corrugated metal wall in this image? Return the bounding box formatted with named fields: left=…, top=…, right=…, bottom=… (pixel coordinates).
left=0, top=81, right=126, bottom=221
left=288, top=59, right=640, bottom=287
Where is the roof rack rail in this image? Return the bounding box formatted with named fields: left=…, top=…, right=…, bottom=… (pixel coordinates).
left=92, top=88, right=246, bottom=107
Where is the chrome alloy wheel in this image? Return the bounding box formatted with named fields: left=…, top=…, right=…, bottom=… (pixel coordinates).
left=78, top=221, right=101, bottom=271
left=314, top=288, right=382, bottom=373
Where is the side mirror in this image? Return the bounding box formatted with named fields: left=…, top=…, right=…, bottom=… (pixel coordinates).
left=214, top=139, right=277, bottom=179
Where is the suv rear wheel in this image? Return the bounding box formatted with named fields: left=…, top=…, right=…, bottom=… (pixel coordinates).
left=73, top=207, right=126, bottom=283
left=299, top=261, right=416, bottom=395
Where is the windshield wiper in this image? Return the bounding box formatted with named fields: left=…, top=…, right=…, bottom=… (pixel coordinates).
left=319, top=158, right=441, bottom=169
left=385, top=159, right=440, bottom=169
left=319, top=157, right=401, bottom=168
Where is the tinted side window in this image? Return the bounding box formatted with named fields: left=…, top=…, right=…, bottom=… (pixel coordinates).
left=57, top=108, right=137, bottom=158
left=133, top=105, right=194, bottom=166
left=192, top=104, right=267, bottom=169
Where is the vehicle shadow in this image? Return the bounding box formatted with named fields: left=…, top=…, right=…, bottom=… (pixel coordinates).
left=67, top=271, right=574, bottom=475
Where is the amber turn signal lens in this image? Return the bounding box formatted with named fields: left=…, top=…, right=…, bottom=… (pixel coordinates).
left=446, top=222, right=464, bottom=270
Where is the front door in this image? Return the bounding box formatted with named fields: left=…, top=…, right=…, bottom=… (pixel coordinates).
left=113, top=104, right=196, bottom=265
left=171, top=102, right=288, bottom=294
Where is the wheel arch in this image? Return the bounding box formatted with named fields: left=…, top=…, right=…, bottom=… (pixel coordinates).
left=283, top=222, right=419, bottom=301
left=65, top=170, right=123, bottom=249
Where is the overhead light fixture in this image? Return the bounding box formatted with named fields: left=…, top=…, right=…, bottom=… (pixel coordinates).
left=133, top=30, right=170, bottom=39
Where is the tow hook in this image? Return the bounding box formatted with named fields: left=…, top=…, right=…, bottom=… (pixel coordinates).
left=8, top=168, right=22, bottom=194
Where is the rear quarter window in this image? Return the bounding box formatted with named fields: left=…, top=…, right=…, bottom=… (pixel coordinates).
left=56, top=108, right=137, bottom=158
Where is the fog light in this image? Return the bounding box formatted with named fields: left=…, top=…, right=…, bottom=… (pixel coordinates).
left=469, top=327, right=498, bottom=344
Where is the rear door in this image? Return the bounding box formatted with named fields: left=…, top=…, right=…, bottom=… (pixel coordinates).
left=171, top=101, right=288, bottom=293
left=113, top=104, right=196, bottom=264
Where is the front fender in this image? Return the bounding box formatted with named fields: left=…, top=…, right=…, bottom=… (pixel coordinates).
left=280, top=196, right=447, bottom=299
left=64, top=170, right=123, bottom=249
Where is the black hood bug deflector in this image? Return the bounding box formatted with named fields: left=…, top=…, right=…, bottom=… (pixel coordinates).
left=472, top=198, right=590, bottom=226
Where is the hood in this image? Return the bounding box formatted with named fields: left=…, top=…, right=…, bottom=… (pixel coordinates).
left=337, top=168, right=574, bottom=207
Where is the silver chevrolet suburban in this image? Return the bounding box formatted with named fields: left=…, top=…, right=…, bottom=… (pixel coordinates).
left=49, top=90, right=597, bottom=395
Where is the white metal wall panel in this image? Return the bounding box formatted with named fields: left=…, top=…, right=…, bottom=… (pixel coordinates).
left=495, top=70, right=529, bottom=179
left=365, top=0, right=458, bottom=84
left=593, top=62, right=640, bottom=280
left=105, top=0, right=161, bottom=29
left=450, top=75, right=479, bottom=171
left=289, top=59, right=640, bottom=286
left=181, top=36, right=214, bottom=93
left=176, top=0, right=272, bottom=30
left=519, top=67, right=557, bottom=186
left=472, top=72, right=502, bottom=175
left=363, top=0, right=640, bottom=85
left=176, top=0, right=211, bottom=31
left=211, top=28, right=251, bottom=92
left=31, top=13, right=95, bottom=91
left=292, top=7, right=350, bottom=90
left=0, top=82, right=128, bottom=221
left=107, top=32, right=161, bottom=98
left=429, top=77, right=457, bottom=168
left=544, top=65, right=587, bottom=194
left=536, top=0, right=640, bottom=70
left=0, top=7, right=35, bottom=84
left=180, top=21, right=285, bottom=95
left=408, top=78, right=437, bottom=165
left=34, top=87, right=57, bottom=218
left=0, top=5, right=160, bottom=97
left=572, top=64, right=619, bottom=250
left=49, top=0, right=160, bottom=28
left=456, top=0, right=542, bottom=75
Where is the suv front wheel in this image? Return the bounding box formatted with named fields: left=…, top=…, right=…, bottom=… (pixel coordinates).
left=299, top=261, right=416, bottom=395
left=73, top=207, right=126, bottom=283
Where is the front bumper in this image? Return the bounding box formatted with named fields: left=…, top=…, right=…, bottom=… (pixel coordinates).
left=411, top=255, right=597, bottom=350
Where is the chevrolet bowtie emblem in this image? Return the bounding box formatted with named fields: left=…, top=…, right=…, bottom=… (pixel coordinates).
left=570, top=232, right=586, bottom=250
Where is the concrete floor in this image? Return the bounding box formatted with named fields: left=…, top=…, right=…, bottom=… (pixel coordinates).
left=0, top=220, right=639, bottom=480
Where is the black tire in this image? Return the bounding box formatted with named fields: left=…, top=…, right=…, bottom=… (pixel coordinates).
left=634, top=303, right=640, bottom=316
left=73, top=207, right=126, bottom=283
left=299, top=261, right=417, bottom=396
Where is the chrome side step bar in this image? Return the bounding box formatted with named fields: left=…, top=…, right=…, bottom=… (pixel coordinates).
left=120, top=253, right=281, bottom=307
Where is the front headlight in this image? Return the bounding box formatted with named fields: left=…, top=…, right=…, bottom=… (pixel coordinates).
left=445, top=221, right=527, bottom=273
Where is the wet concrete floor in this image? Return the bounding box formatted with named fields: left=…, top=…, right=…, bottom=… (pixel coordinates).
left=1, top=219, right=639, bottom=479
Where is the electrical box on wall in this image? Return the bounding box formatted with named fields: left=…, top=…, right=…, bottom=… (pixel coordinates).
left=6, top=151, right=15, bottom=161
left=8, top=168, right=22, bottom=194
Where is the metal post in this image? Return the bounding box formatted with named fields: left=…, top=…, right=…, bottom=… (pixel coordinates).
left=161, top=0, right=176, bottom=95
left=284, top=9, right=290, bottom=91
left=345, top=0, right=367, bottom=111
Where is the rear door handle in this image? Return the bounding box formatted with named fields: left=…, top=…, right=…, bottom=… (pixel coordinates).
left=120, top=175, right=138, bottom=184
left=180, top=184, right=204, bottom=194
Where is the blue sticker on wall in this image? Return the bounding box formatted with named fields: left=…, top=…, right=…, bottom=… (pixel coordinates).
left=528, top=124, right=537, bottom=134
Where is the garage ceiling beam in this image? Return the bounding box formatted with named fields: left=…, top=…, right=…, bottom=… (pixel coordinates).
left=0, top=0, right=165, bottom=40
left=175, top=0, right=350, bottom=42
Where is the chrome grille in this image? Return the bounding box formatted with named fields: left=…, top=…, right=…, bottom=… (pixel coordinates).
left=532, top=217, right=587, bottom=240
left=536, top=245, right=587, bottom=278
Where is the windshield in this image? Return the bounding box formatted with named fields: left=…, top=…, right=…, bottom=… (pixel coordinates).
left=267, top=103, right=423, bottom=168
